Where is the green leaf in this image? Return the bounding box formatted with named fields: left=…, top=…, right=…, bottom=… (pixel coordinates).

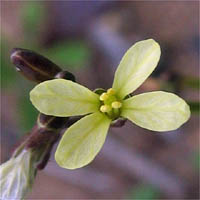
left=112, top=39, right=161, bottom=99
left=121, top=91, right=190, bottom=131
left=0, top=150, right=35, bottom=199
left=55, top=112, right=111, bottom=169
left=30, top=79, right=100, bottom=117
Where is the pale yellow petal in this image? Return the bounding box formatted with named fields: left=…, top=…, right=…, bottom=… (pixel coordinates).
left=55, top=112, right=111, bottom=169
left=112, top=39, right=161, bottom=99
left=30, top=79, right=100, bottom=117
left=121, top=91, right=190, bottom=131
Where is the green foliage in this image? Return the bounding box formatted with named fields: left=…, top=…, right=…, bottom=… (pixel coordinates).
left=1, top=40, right=17, bottom=88
left=43, top=41, right=91, bottom=69
left=20, top=1, right=46, bottom=43
left=1, top=56, right=17, bottom=88
left=129, top=184, right=160, bottom=199
left=18, top=94, right=38, bottom=131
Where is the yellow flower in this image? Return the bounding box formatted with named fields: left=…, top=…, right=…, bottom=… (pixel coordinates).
left=30, top=39, right=190, bottom=169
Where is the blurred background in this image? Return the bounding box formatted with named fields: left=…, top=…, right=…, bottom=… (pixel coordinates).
left=1, top=1, right=199, bottom=199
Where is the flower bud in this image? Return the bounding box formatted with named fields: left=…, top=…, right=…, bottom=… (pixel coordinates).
left=93, top=88, right=106, bottom=95
left=37, top=113, right=69, bottom=130
left=10, top=48, right=62, bottom=83
left=0, top=150, right=36, bottom=199
left=55, top=71, right=76, bottom=82
left=111, top=117, right=127, bottom=127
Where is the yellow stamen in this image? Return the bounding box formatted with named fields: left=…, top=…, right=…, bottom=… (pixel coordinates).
left=99, top=93, right=109, bottom=101
left=111, top=101, right=122, bottom=109
left=100, top=105, right=111, bottom=113
left=107, top=88, right=115, bottom=95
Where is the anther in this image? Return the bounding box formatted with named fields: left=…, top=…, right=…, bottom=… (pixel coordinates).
left=111, top=101, right=122, bottom=109
left=100, top=105, right=111, bottom=113
left=99, top=93, right=109, bottom=101
left=107, top=88, right=115, bottom=95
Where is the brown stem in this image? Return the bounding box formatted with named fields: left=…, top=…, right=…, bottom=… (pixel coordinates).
left=10, top=48, right=77, bottom=170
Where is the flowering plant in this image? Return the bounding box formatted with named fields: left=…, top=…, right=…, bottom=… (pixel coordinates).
left=30, top=39, right=190, bottom=169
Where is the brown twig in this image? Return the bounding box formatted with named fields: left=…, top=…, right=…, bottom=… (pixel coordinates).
left=10, top=48, right=77, bottom=170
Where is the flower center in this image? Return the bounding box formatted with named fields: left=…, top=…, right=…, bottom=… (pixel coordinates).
left=99, top=88, right=122, bottom=119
